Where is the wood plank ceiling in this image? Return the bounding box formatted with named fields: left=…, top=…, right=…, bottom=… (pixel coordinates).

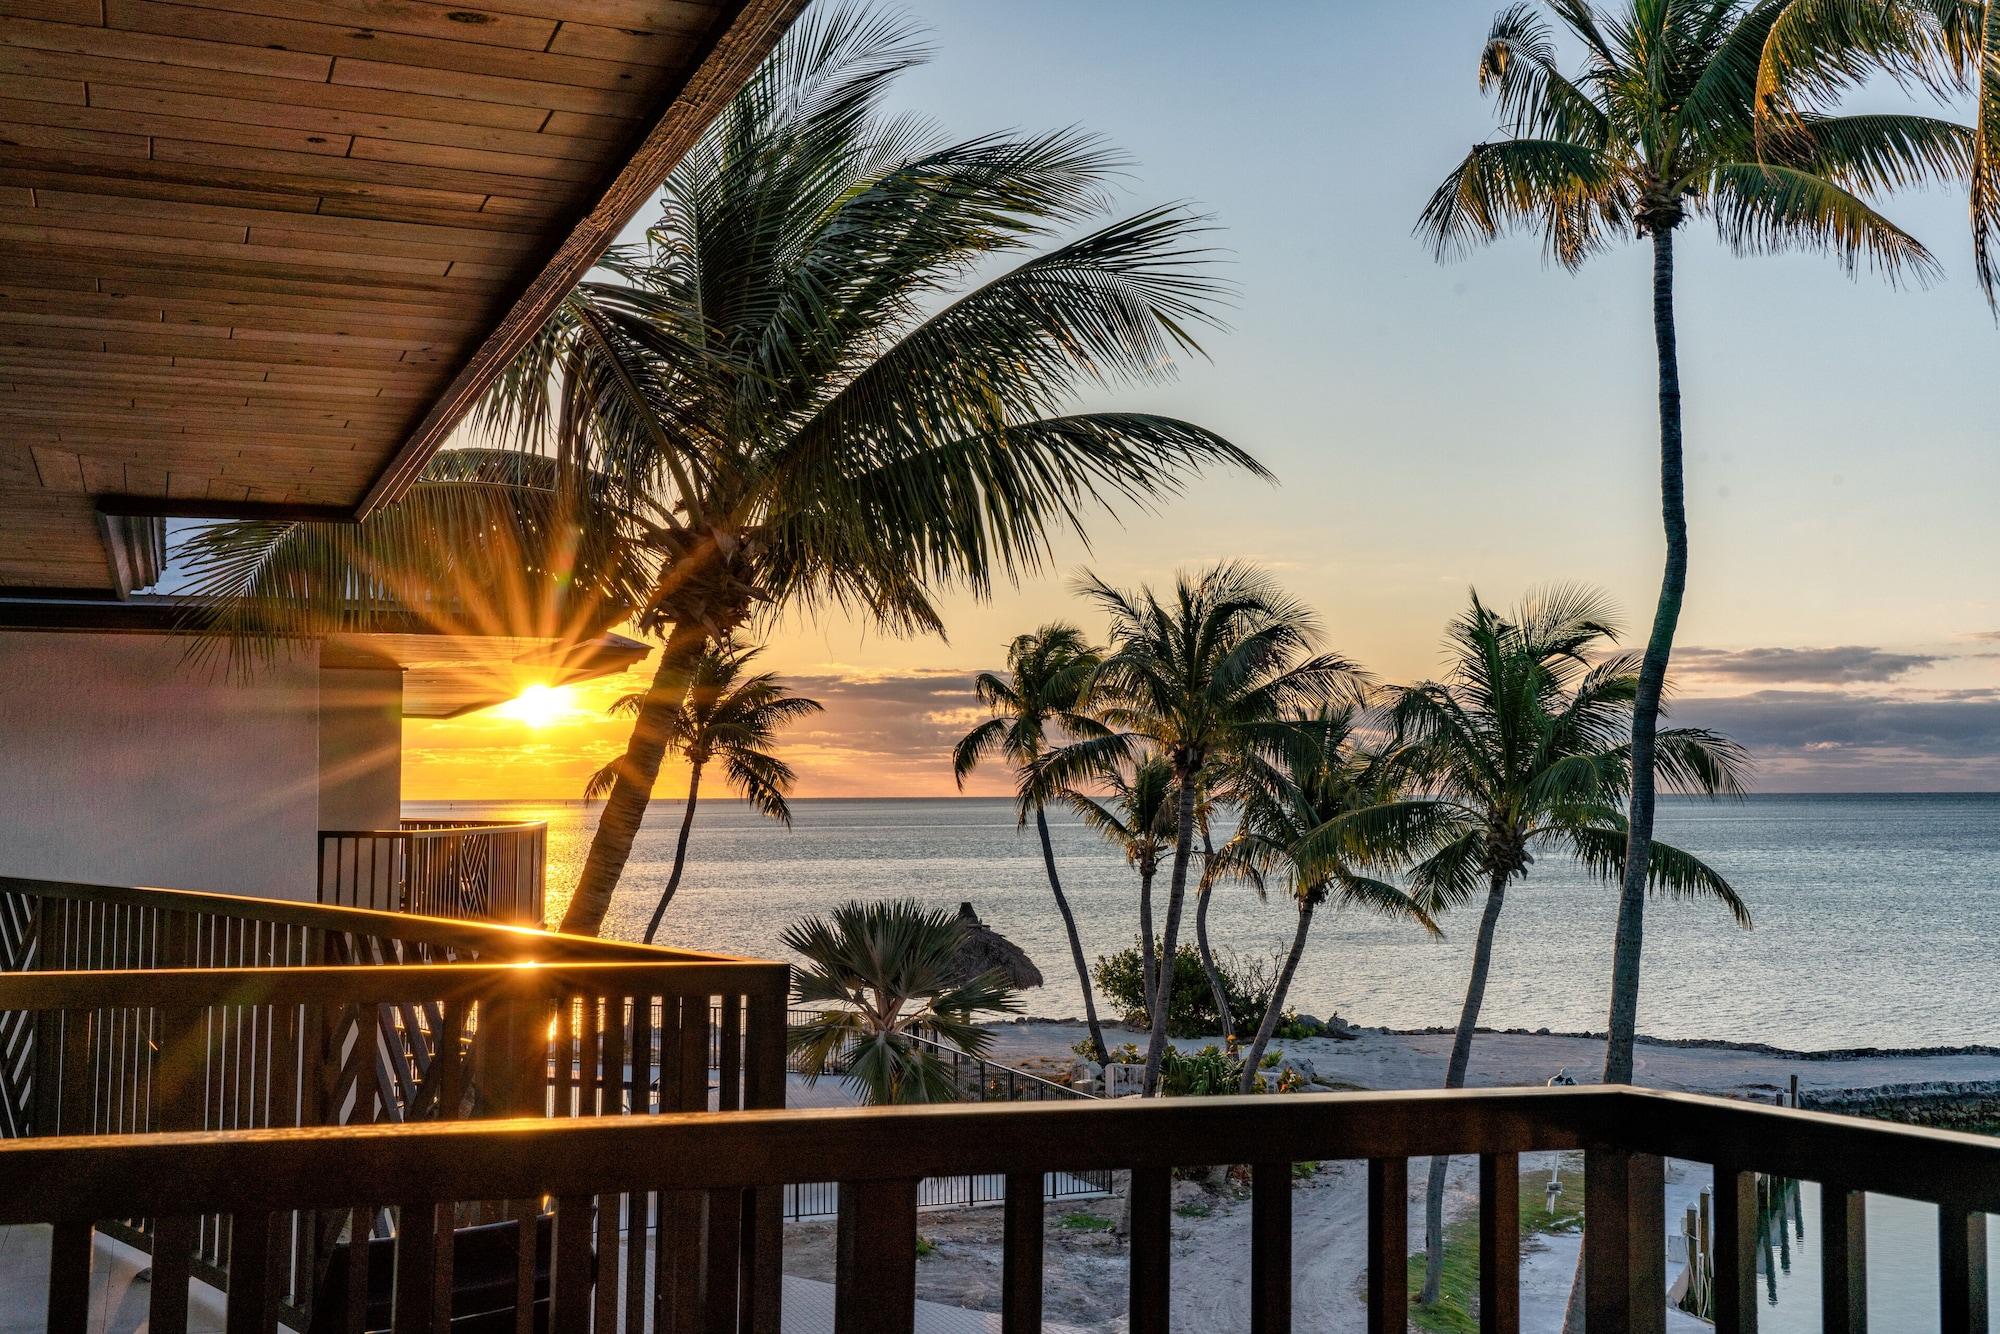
left=0, top=0, right=799, bottom=596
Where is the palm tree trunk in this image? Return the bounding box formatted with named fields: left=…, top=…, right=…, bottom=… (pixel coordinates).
left=1421, top=870, right=1509, bottom=1306
left=1141, top=772, right=1200, bottom=1097
left=1195, top=830, right=1234, bottom=1040
left=641, top=760, right=704, bottom=944
left=1604, top=223, right=1687, bottom=1087
left=559, top=620, right=709, bottom=936
left=1239, top=896, right=1314, bottom=1093
left=1036, top=803, right=1109, bottom=1065
left=1138, top=862, right=1158, bottom=1023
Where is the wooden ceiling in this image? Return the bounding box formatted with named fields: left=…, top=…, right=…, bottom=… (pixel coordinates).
left=0, top=0, right=800, bottom=597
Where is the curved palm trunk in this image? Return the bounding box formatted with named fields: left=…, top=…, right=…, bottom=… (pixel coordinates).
left=1138, top=862, right=1158, bottom=1022
left=1195, top=831, right=1234, bottom=1040
left=1141, top=773, right=1201, bottom=1096
left=1239, top=896, right=1314, bottom=1093
left=1036, top=804, right=1109, bottom=1065
left=1421, top=871, right=1509, bottom=1306
left=1605, top=224, right=1686, bottom=1086
left=641, top=761, right=704, bottom=944
left=559, top=621, right=709, bottom=936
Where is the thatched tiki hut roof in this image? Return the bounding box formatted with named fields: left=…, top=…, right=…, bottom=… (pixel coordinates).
left=951, top=902, right=1043, bottom=990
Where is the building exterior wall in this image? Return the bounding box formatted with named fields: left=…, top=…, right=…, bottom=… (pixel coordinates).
left=317, top=666, right=403, bottom=833
left=0, top=631, right=324, bottom=901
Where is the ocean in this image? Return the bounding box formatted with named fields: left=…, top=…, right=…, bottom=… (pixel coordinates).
left=406, top=792, right=2000, bottom=1053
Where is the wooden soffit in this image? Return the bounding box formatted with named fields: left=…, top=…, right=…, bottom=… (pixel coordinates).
left=0, top=0, right=803, bottom=598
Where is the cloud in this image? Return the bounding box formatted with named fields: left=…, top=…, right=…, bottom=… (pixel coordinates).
left=1672, top=690, right=2000, bottom=789
left=1674, top=645, right=1941, bottom=684
left=783, top=668, right=1010, bottom=796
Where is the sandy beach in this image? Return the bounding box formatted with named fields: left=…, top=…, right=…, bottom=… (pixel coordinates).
left=785, top=1021, right=2000, bottom=1331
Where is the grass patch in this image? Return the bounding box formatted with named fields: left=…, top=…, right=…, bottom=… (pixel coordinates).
left=915, top=1236, right=936, bottom=1258
left=1406, top=1158, right=1586, bottom=1333
left=1057, top=1211, right=1115, bottom=1233
left=1175, top=1202, right=1212, bottom=1219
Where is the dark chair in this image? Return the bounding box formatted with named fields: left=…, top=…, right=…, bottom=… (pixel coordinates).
left=308, top=1212, right=569, bottom=1334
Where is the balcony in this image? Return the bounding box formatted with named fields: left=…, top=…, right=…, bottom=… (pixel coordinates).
left=317, top=821, right=549, bottom=928
left=2, top=874, right=1996, bottom=1334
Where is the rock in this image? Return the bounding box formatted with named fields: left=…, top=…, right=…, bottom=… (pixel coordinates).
left=948, top=902, right=1044, bottom=990
left=1071, top=1058, right=1104, bottom=1084
left=1292, top=1014, right=1326, bottom=1037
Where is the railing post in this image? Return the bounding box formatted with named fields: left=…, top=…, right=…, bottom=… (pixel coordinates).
left=1819, top=1184, right=1867, bottom=1334
left=835, top=1178, right=918, bottom=1334
left=1250, top=1161, right=1292, bottom=1334
left=1002, top=1170, right=1044, bottom=1334
left=1128, top=1166, right=1172, bottom=1334
left=739, top=989, right=786, bottom=1334
left=1582, top=1149, right=1665, bottom=1334
left=1710, top=1165, right=1759, bottom=1334
left=1479, top=1152, right=1521, bottom=1334
left=1940, top=1204, right=1989, bottom=1334
left=1366, top=1158, right=1407, bottom=1334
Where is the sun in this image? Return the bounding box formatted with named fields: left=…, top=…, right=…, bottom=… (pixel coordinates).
left=498, top=683, right=572, bottom=729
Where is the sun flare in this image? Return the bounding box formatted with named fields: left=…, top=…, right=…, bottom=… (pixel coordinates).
left=498, top=683, right=572, bottom=729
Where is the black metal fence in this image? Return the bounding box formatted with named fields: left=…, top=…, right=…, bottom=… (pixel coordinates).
left=780, top=1011, right=1113, bottom=1219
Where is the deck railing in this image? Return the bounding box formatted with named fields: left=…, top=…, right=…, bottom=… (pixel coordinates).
left=318, top=819, right=548, bottom=926
left=0, top=874, right=789, bottom=1330
left=4, top=1086, right=1995, bottom=1334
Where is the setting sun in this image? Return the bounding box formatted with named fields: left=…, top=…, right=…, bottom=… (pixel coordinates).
left=496, top=683, right=573, bottom=729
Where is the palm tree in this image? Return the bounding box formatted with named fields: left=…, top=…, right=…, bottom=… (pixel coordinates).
left=584, top=646, right=822, bottom=943
left=1419, top=0, right=1956, bottom=1090
left=1215, top=709, right=1438, bottom=1091
left=1061, top=754, right=1177, bottom=1023
left=178, top=6, right=1263, bottom=939
left=786, top=898, right=1020, bottom=1105
left=1340, top=588, right=1749, bottom=1306
left=951, top=624, right=1113, bottom=1064
left=1046, top=563, right=1366, bottom=1096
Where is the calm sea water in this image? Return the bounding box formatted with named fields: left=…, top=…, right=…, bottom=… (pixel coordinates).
left=406, top=792, right=2000, bottom=1052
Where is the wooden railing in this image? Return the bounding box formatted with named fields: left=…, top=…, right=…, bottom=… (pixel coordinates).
left=0, top=875, right=789, bottom=1330
left=318, top=819, right=548, bottom=926
left=3, top=1086, right=1995, bottom=1334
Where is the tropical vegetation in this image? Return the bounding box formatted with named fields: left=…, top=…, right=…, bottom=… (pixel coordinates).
left=1335, top=587, right=1749, bottom=1305
left=1418, top=0, right=1964, bottom=1101
left=177, top=3, right=1262, bottom=939
left=1039, top=562, right=1366, bottom=1096
left=1212, top=707, right=1438, bottom=1090
left=586, top=646, right=821, bottom=943
left=952, top=625, right=1113, bottom=1063
left=786, top=898, right=1021, bottom=1105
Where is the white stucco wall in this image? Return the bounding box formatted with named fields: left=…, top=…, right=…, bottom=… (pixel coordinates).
left=317, top=666, right=403, bottom=833
left=0, top=632, right=325, bottom=901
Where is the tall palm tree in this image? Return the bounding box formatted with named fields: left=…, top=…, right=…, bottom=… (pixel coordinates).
left=584, top=646, right=822, bottom=943
left=952, top=624, right=1112, bottom=1064
left=1215, top=709, right=1438, bottom=1091
left=1340, top=588, right=1749, bottom=1306
left=786, top=898, right=1020, bottom=1105
left=1061, top=754, right=1177, bottom=1022
left=1419, top=0, right=1957, bottom=1089
left=1046, top=563, right=1366, bottom=1095
left=179, top=6, right=1263, bottom=939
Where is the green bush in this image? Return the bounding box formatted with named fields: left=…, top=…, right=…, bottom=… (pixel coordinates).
left=1094, top=938, right=1290, bottom=1039
left=1157, top=1043, right=1240, bottom=1096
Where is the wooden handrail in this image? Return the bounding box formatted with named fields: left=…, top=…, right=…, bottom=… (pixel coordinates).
left=0, top=874, right=751, bottom=964
left=2, top=1086, right=1996, bottom=1332
left=0, top=960, right=789, bottom=1010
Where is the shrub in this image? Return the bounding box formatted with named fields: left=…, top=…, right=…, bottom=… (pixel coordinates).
left=1094, top=938, right=1292, bottom=1039
left=1157, top=1043, right=1239, bottom=1096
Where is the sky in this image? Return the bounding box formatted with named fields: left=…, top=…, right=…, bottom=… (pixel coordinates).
left=404, top=1, right=2000, bottom=800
